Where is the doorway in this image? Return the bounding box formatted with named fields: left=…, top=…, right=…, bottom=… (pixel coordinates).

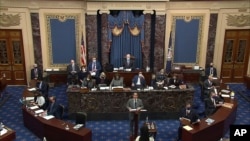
left=0, top=29, right=27, bottom=85
left=221, top=29, right=250, bottom=83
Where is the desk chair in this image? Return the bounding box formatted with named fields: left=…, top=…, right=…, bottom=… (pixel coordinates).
left=58, top=104, right=64, bottom=119
left=75, top=112, right=87, bottom=127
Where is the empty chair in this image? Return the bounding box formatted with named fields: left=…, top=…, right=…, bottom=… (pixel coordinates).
left=75, top=112, right=87, bottom=126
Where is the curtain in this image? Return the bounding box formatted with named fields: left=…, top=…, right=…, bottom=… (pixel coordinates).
left=108, top=10, right=144, bottom=69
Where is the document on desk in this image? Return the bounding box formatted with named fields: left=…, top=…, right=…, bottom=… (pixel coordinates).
left=35, top=109, right=44, bottom=114
left=43, top=115, right=55, bottom=120
left=28, top=88, right=36, bottom=91
left=183, top=125, right=193, bottom=131
left=30, top=105, right=39, bottom=110
left=222, top=102, right=234, bottom=109
left=0, top=128, right=8, bottom=136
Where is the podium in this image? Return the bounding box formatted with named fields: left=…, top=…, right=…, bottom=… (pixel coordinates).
left=129, top=109, right=146, bottom=141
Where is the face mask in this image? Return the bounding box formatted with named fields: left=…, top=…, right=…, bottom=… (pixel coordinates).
left=210, top=65, right=213, bottom=67
left=186, top=107, right=191, bottom=111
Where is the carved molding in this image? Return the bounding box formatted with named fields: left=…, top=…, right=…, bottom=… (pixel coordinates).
left=226, top=14, right=250, bottom=27
left=0, top=13, right=21, bottom=27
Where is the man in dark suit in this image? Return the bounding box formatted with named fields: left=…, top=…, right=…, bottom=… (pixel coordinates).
left=67, top=59, right=80, bottom=85
left=205, top=90, right=223, bottom=117
left=202, top=75, right=214, bottom=101
left=177, top=100, right=200, bottom=141
left=45, top=96, right=60, bottom=119
left=205, top=62, right=217, bottom=78
left=123, top=54, right=135, bottom=70
left=36, top=78, right=49, bottom=98
left=30, top=64, right=42, bottom=80
left=87, top=57, right=102, bottom=79
left=126, top=93, right=144, bottom=136
left=131, top=72, right=146, bottom=90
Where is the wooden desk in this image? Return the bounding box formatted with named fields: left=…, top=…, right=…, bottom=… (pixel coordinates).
left=0, top=126, right=16, bottom=141
left=244, top=75, right=250, bottom=89
left=105, top=71, right=152, bottom=86
left=44, top=70, right=67, bottom=85
left=182, top=69, right=203, bottom=83
left=182, top=98, right=237, bottom=141
left=0, top=76, right=7, bottom=94
left=22, top=89, right=92, bottom=141
left=67, top=85, right=195, bottom=120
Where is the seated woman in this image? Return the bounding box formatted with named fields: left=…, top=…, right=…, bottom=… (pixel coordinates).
left=168, top=74, right=183, bottom=88
left=110, top=73, right=124, bottom=87
left=32, top=91, right=46, bottom=110
left=78, top=65, right=88, bottom=85
left=135, top=124, right=154, bottom=141
left=81, top=73, right=95, bottom=89
left=150, top=73, right=157, bottom=89
left=155, top=69, right=167, bottom=89
left=96, top=72, right=109, bottom=87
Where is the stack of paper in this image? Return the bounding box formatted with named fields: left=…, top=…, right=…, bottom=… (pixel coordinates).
left=28, top=88, right=36, bottom=91
left=183, top=125, right=193, bottom=131
left=30, top=105, right=39, bottom=110
left=0, top=128, right=8, bottom=136
left=43, top=115, right=55, bottom=120
left=205, top=118, right=215, bottom=124
left=73, top=124, right=84, bottom=130
left=35, top=109, right=44, bottom=114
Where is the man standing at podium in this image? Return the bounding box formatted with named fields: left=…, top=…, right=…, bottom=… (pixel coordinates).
left=126, top=93, right=144, bottom=136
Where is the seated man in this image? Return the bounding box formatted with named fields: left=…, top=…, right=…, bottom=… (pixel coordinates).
left=150, top=73, right=157, bottom=89
left=110, top=73, right=124, bottom=87
left=131, top=71, right=146, bottom=90
left=31, top=63, right=42, bottom=80
left=177, top=100, right=200, bottom=141
left=67, top=59, right=80, bottom=85
left=202, top=75, right=215, bottom=101
left=205, top=62, right=217, bottom=78
left=36, top=78, right=49, bottom=98
left=87, top=57, right=102, bottom=79
left=44, top=96, right=60, bottom=119
left=123, top=54, right=135, bottom=71
left=156, top=69, right=167, bottom=89
left=205, top=90, right=223, bottom=117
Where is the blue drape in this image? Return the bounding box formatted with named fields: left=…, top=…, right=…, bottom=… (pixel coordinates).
left=108, top=11, right=144, bottom=69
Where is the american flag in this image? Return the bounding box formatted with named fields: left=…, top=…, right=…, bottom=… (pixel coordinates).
left=80, top=34, right=87, bottom=66
left=166, top=31, right=172, bottom=74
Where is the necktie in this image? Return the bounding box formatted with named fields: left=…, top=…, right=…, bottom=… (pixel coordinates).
left=72, top=65, right=75, bottom=71
left=39, top=82, right=42, bottom=89
left=210, top=68, right=213, bottom=75
left=134, top=99, right=137, bottom=108
left=35, top=69, right=38, bottom=77
left=93, top=63, right=96, bottom=70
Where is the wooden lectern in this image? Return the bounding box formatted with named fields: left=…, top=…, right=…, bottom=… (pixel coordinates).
left=129, top=109, right=146, bottom=141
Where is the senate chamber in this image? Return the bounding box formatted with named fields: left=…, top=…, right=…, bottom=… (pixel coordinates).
left=0, top=0, right=250, bottom=141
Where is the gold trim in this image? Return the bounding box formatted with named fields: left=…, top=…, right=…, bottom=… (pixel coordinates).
left=45, top=13, right=80, bottom=68
left=112, top=25, right=124, bottom=36
left=129, top=25, right=141, bottom=36
left=171, top=15, right=204, bottom=65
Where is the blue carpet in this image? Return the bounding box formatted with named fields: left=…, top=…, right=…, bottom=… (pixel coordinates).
left=0, top=84, right=249, bottom=141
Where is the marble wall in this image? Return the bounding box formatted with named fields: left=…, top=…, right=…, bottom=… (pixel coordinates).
left=206, top=14, right=218, bottom=67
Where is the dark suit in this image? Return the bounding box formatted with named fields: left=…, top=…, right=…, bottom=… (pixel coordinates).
left=178, top=107, right=199, bottom=140
left=67, top=63, right=80, bottom=84
left=36, top=81, right=49, bottom=97
left=47, top=101, right=60, bottom=119
left=123, top=59, right=135, bottom=70
left=82, top=78, right=95, bottom=89
left=203, top=79, right=213, bottom=100
left=205, top=96, right=223, bottom=116
left=31, top=67, right=42, bottom=80
left=126, top=98, right=144, bottom=135
left=205, top=67, right=217, bottom=77
left=168, top=78, right=182, bottom=87
left=87, top=61, right=102, bottom=78
left=132, top=75, right=146, bottom=89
